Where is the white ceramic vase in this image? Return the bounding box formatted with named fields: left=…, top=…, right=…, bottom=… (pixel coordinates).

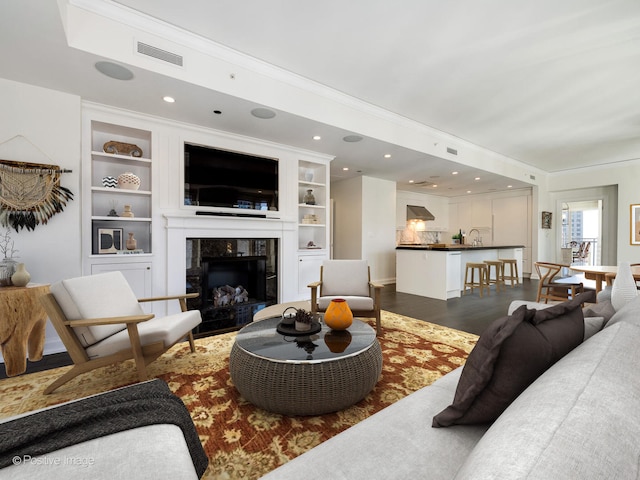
left=117, top=172, right=141, bottom=190
left=611, top=261, right=638, bottom=311
left=11, top=263, right=30, bottom=287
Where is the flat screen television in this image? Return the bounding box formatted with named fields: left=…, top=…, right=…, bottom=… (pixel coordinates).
left=184, top=143, right=278, bottom=211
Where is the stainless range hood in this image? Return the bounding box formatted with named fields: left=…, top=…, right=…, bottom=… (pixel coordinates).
left=407, top=205, right=435, bottom=221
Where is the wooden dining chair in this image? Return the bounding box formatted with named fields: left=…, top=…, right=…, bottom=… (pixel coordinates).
left=535, top=262, right=584, bottom=303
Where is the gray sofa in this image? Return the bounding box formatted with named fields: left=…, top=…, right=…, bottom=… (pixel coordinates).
left=262, top=290, right=640, bottom=479
left=0, top=379, right=207, bottom=480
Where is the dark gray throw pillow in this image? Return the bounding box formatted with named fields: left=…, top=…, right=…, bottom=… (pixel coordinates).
left=432, top=292, right=593, bottom=427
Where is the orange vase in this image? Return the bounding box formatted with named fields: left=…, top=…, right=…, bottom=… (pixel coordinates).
left=324, top=298, right=353, bottom=330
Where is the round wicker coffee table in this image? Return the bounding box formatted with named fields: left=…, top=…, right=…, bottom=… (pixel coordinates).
left=229, top=316, right=382, bottom=416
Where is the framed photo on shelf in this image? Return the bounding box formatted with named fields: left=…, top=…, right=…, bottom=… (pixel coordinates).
left=541, top=211, right=552, bottom=229
left=98, top=228, right=123, bottom=253
left=631, top=205, right=640, bottom=245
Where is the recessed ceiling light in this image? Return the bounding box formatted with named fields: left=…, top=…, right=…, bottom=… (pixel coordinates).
left=507, top=185, right=513, bottom=188
left=467, top=190, right=472, bottom=194
left=251, top=108, right=276, bottom=119
left=452, top=171, right=459, bottom=175
left=409, top=180, right=415, bottom=183
left=343, top=135, right=363, bottom=143
left=163, top=96, right=175, bottom=103
left=475, top=177, right=480, bottom=181
left=384, top=154, right=391, bottom=159
left=312, top=135, right=322, bottom=140
left=94, top=61, right=134, bottom=80
left=342, top=167, right=349, bottom=171
left=432, top=184, right=438, bottom=188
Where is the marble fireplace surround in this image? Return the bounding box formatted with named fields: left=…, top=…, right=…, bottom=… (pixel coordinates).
left=165, top=213, right=299, bottom=314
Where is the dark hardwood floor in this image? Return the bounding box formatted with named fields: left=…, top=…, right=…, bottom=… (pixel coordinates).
left=0, top=279, right=539, bottom=379
left=381, top=278, right=538, bottom=336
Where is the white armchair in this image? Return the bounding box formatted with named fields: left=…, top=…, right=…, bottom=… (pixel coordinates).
left=308, top=260, right=383, bottom=335
left=39, top=271, right=202, bottom=394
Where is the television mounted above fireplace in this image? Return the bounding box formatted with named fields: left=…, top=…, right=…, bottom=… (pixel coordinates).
left=184, top=142, right=279, bottom=213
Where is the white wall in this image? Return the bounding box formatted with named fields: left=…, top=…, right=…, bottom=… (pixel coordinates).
left=331, top=176, right=396, bottom=283
left=331, top=177, right=363, bottom=260
left=362, top=177, right=396, bottom=284
left=548, top=161, right=640, bottom=264
left=0, top=78, right=83, bottom=357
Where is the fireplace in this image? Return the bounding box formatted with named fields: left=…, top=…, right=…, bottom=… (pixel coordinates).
left=186, top=238, right=277, bottom=336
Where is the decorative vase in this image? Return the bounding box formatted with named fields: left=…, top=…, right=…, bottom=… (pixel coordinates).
left=303, top=189, right=316, bottom=205
left=121, top=204, right=134, bottom=218
left=126, top=232, right=137, bottom=250
left=0, top=258, right=17, bottom=286
left=324, top=298, right=353, bottom=330
left=295, top=320, right=312, bottom=332
left=117, top=172, right=141, bottom=190
left=11, top=263, right=30, bottom=287
left=611, top=261, right=638, bottom=311
left=102, top=176, right=117, bottom=188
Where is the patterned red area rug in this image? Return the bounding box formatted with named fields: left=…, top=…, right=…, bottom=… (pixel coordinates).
left=0, top=311, right=477, bottom=479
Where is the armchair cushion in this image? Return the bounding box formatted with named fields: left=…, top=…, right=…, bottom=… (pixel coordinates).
left=321, top=260, right=370, bottom=297
left=86, top=310, right=202, bottom=359
left=318, top=296, right=374, bottom=311
left=51, top=271, right=144, bottom=347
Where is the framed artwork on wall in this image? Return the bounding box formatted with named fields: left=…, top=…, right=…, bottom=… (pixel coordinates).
left=631, top=205, right=640, bottom=245
left=541, top=211, right=552, bottom=229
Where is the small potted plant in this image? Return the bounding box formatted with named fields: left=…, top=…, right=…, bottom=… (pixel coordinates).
left=451, top=232, right=462, bottom=244
left=294, top=308, right=314, bottom=332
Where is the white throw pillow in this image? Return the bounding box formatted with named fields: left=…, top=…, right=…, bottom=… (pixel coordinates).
left=611, top=262, right=638, bottom=311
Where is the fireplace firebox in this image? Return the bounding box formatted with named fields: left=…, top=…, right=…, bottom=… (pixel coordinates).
left=186, top=238, right=277, bottom=336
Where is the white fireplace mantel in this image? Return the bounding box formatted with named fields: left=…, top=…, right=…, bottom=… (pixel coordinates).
left=164, top=213, right=299, bottom=314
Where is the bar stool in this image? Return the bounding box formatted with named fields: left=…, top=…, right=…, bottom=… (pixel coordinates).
left=464, top=262, right=490, bottom=297
left=500, top=259, right=520, bottom=287
left=484, top=260, right=504, bottom=293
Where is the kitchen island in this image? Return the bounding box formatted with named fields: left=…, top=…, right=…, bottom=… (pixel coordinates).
left=396, top=245, right=524, bottom=300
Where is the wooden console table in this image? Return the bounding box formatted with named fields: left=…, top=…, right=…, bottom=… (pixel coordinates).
left=0, top=284, right=50, bottom=376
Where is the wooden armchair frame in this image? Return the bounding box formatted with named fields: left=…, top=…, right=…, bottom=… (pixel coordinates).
left=308, top=265, right=384, bottom=335
left=39, top=292, right=199, bottom=395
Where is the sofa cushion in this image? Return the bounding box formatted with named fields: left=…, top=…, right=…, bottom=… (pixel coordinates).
left=433, top=294, right=589, bottom=427
left=260, top=367, right=489, bottom=480
left=583, top=316, right=606, bottom=340
left=605, top=293, right=640, bottom=328
left=583, top=298, right=616, bottom=324
left=509, top=299, right=605, bottom=341
left=454, top=321, right=640, bottom=480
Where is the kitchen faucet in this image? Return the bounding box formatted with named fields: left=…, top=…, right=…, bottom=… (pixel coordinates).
left=469, top=228, right=482, bottom=246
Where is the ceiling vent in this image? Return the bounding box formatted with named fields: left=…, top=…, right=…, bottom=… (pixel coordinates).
left=136, top=42, right=183, bottom=67
left=446, top=147, right=458, bottom=155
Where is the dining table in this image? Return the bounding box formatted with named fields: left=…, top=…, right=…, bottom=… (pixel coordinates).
left=570, top=264, right=640, bottom=293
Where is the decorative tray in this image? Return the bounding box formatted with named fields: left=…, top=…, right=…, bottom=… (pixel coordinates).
left=276, top=321, right=322, bottom=336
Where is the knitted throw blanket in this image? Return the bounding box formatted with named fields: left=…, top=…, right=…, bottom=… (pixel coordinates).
left=0, top=379, right=208, bottom=477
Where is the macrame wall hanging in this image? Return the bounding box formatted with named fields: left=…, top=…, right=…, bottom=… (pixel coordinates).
left=0, top=159, right=74, bottom=231
left=0, top=134, right=74, bottom=231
